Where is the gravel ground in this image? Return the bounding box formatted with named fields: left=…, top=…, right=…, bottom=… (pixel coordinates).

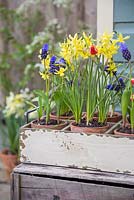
left=0, top=135, right=10, bottom=200
left=0, top=182, right=10, bottom=200
left=0, top=118, right=10, bottom=199
left=0, top=165, right=10, bottom=200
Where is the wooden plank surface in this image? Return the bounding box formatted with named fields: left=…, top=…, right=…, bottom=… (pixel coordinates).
left=14, top=173, right=134, bottom=200
left=14, top=164, right=134, bottom=186
left=11, top=173, right=20, bottom=200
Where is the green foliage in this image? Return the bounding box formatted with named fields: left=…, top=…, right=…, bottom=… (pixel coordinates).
left=34, top=90, right=46, bottom=121
left=0, top=116, right=20, bottom=155
left=52, top=89, right=70, bottom=122
left=130, top=106, right=134, bottom=130
left=27, top=89, right=54, bottom=124
left=121, top=88, right=131, bottom=121
left=63, top=75, right=86, bottom=124
left=86, top=61, right=98, bottom=123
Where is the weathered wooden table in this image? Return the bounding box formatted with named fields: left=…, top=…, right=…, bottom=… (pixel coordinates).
left=12, top=123, right=134, bottom=199
left=11, top=163, right=134, bottom=200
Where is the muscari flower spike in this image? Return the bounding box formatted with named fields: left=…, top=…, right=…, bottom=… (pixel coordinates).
left=106, top=83, right=121, bottom=92
left=49, top=56, right=58, bottom=74
left=49, top=56, right=66, bottom=75
left=119, top=42, right=131, bottom=61
left=58, top=58, right=66, bottom=68
left=118, top=77, right=125, bottom=88
left=39, top=43, right=49, bottom=60
left=106, top=77, right=125, bottom=92
left=106, top=84, right=116, bottom=91
left=50, top=55, right=57, bottom=64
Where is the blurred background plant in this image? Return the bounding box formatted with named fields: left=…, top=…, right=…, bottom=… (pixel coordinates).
left=0, top=0, right=92, bottom=143
left=3, top=88, right=34, bottom=120
left=0, top=88, right=34, bottom=154
left=0, top=115, right=20, bottom=155
left=0, top=0, right=91, bottom=106
left=0, top=0, right=95, bottom=183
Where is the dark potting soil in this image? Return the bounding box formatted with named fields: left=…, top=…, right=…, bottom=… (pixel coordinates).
left=77, top=119, right=107, bottom=127
left=34, top=118, right=58, bottom=125
left=94, top=112, right=118, bottom=118
left=117, top=127, right=134, bottom=134
left=51, top=111, right=73, bottom=117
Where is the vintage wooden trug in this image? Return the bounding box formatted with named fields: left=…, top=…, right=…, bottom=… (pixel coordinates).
left=11, top=122, right=134, bottom=200
left=20, top=122, right=134, bottom=174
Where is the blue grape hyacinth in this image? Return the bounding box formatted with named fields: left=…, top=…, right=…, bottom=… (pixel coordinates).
left=119, top=42, right=131, bottom=61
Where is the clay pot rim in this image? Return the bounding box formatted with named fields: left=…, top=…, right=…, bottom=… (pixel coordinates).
left=71, top=121, right=109, bottom=129
left=83, top=112, right=122, bottom=123
left=0, top=152, right=18, bottom=158
left=50, top=113, right=74, bottom=120
left=70, top=121, right=109, bottom=134
left=0, top=148, right=18, bottom=156
left=106, top=111, right=121, bottom=118
left=31, top=119, right=67, bottom=130
left=114, top=128, right=134, bottom=137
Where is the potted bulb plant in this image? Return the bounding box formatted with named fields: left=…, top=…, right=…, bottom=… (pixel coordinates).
left=29, top=32, right=129, bottom=134
left=59, top=32, right=127, bottom=133
left=114, top=42, right=134, bottom=136
left=30, top=44, right=68, bottom=129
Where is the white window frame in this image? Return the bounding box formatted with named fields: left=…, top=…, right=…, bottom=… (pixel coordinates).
left=97, top=0, right=113, bottom=37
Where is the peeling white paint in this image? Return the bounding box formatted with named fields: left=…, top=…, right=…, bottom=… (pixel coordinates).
left=20, top=129, right=134, bottom=174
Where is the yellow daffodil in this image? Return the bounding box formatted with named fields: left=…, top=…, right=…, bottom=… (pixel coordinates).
left=99, top=32, right=114, bottom=43
left=56, top=68, right=66, bottom=77
left=116, top=33, right=130, bottom=43
left=60, top=33, right=93, bottom=66
left=60, top=42, right=72, bottom=64
left=108, top=62, right=117, bottom=76
left=41, top=55, right=50, bottom=69
left=97, top=32, right=119, bottom=60
left=39, top=72, right=49, bottom=80
left=82, top=32, right=92, bottom=46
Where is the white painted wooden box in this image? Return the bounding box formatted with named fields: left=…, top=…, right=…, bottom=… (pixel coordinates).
left=20, top=123, right=134, bottom=174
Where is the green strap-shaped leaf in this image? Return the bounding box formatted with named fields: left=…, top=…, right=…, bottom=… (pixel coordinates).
left=121, top=89, right=131, bottom=119
left=130, top=106, right=134, bottom=130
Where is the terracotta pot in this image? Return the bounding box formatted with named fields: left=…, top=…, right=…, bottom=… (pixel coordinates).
left=50, top=113, right=74, bottom=120
left=0, top=149, right=18, bottom=181
left=31, top=119, right=67, bottom=130
left=114, top=128, right=134, bottom=137
left=70, top=122, right=109, bottom=134
left=84, top=112, right=122, bottom=123
left=106, top=112, right=122, bottom=123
